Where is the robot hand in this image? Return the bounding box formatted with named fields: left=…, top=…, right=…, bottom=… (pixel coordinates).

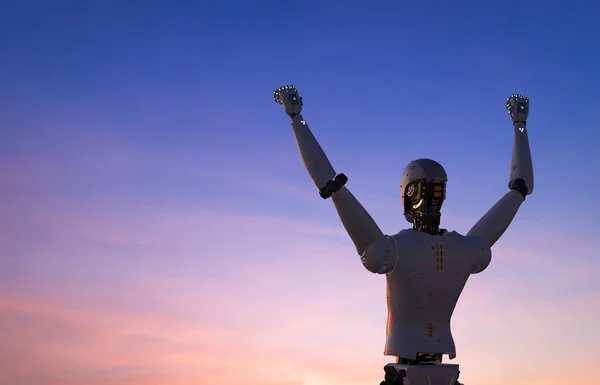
left=273, top=85, right=303, bottom=116
left=505, top=94, right=529, bottom=123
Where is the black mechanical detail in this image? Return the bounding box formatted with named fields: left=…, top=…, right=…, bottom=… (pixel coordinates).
left=319, top=173, right=348, bottom=199
left=509, top=178, right=528, bottom=198
left=380, top=364, right=407, bottom=385
left=273, top=85, right=301, bottom=105
left=404, top=180, right=446, bottom=235
left=504, top=94, right=529, bottom=112
left=505, top=94, right=529, bottom=124
left=398, top=353, right=442, bottom=365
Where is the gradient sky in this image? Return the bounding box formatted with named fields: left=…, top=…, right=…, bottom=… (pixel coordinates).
left=1, top=1, right=599, bottom=384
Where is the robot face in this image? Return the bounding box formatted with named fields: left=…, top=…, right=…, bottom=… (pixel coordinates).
left=400, top=159, right=447, bottom=224
left=403, top=179, right=446, bottom=223
left=405, top=180, right=445, bottom=210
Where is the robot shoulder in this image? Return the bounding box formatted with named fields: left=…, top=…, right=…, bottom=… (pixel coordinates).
left=361, top=235, right=398, bottom=274
left=360, top=229, right=415, bottom=274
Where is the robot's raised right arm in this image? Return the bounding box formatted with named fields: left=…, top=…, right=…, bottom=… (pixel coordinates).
left=466, top=189, right=525, bottom=249
left=506, top=94, right=534, bottom=195
left=274, top=86, right=392, bottom=269
left=467, top=94, right=533, bottom=249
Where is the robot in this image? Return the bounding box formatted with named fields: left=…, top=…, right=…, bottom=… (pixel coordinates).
left=273, top=86, right=534, bottom=385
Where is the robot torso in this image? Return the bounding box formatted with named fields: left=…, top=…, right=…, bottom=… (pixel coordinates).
left=383, top=229, right=491, bottom=360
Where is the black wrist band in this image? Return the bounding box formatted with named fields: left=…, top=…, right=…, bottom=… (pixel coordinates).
left=509, top=178, right=528, bottom=198
left=319, top=173, right=348, bottom=199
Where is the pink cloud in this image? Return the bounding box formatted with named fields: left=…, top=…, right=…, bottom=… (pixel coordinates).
left=2, top=130, right=599, bottom=385
left=1, top=276, right=599, bottom=385
left=0, top=292, right=385, bottom=385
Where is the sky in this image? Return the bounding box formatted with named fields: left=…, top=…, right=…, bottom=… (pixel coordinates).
left=1, top=1, right=599, bottom=384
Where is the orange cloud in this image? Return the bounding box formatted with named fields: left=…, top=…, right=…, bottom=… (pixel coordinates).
left=2, top=131, right=599, bottom=385
left=0, top=292, right=385, bottom=385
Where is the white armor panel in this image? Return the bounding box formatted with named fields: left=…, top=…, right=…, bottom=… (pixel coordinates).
left=381, top=230, right=491, bottom=359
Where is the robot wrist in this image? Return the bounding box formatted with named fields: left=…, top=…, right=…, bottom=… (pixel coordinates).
left=319, top=173, right=348, bottom=199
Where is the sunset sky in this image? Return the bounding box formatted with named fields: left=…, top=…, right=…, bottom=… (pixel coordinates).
left=1, top=1, right=599, bottom=385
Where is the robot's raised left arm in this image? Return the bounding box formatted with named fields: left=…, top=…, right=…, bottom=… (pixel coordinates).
left=467, top=94, right=534, bottom=248
left=274, top=86, right=389, bottom=263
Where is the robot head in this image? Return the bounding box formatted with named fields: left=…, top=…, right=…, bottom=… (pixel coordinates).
left=400, top=159, right=447, bottom=234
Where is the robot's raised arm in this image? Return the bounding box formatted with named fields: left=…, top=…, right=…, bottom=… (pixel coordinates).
left=507, top=94, right=534, bottom=194
left=467, top=94, right=534, bottom=248
left=274, top=86, right=390, bottom=267
left=467, top=189, right=524, bottom=248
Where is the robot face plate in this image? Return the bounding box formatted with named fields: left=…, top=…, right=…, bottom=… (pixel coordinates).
left=405, top=180, right=445, bottom=210
left=403, top=179, right=446, bottom=225
left=400, top=159, right=447, bottom=225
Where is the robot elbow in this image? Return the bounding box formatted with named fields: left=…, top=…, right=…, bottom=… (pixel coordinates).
left=360, top=236, right=397, bottom=274
left=509, top=178, right=526, bottom=198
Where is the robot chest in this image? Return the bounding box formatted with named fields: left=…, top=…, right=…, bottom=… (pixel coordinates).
left=398, top=241, right=469, bottom=277
left=388, top=243, right=471, bottom=311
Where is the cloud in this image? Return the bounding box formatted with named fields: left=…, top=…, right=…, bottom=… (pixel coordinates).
left=2, top=258, right=598, bottom=385
left=2, top=204, right=598, bottom=385
left=2, top=130, right=599, bottom=385
left=0, top=291, right=386, bottom=385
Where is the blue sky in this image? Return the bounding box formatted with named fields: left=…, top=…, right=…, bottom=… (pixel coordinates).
left=1, top=1, right=599, bottom=384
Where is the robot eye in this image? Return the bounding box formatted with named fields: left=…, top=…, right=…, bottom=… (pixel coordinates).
left=407, top=184, right=416, bottom=197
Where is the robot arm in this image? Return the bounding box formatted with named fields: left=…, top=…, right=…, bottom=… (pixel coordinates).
left=507, top=94, right=534, bottom=195
left=467, top=189, right=524, bottom=248
left=332, top=187, right=398, bottom=274
left=467, top=94, right=534, bottom=248
left=274, top=85, right=389, bottom=261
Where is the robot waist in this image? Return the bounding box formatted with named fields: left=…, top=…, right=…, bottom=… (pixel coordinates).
left=385, top=322, right=455, bottom=360
left=397, top=353, right=443, bottom=365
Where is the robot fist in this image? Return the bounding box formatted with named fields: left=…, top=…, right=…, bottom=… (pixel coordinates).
left=273, top=85, right=303, bottom=116
left=505, top=94, right=529, bottom=123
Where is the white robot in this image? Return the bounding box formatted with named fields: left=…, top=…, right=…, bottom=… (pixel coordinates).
left=273, top=86, right=533, bottom=385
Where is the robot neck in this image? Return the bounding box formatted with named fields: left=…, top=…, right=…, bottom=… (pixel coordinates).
left=412, top=212, right=441, bottom=235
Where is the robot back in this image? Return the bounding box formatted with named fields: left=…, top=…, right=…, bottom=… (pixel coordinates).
left=384, top=229, right=490, bottom=360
